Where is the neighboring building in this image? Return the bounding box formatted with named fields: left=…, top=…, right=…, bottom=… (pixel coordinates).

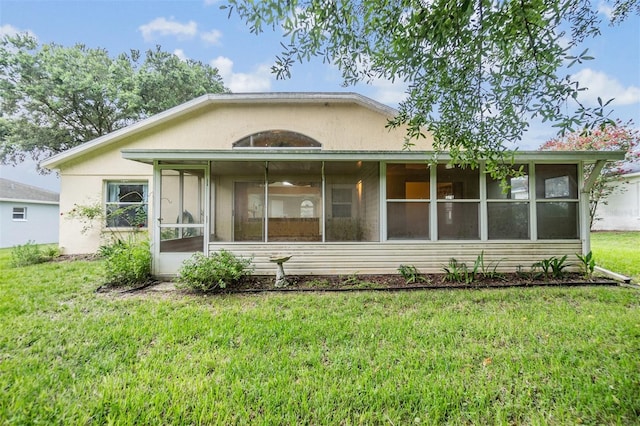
left=41, top=93, right=623, bottom=277
left=0, top=178, right=59, bottom=248
left=592, top=171, right=640, bottom=231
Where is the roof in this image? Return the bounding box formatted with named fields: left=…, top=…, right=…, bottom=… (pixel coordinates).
left=121, top=148, right=626, bottom=164
left=41, top=92, right=398, bottom=170
left=0, top=178, right=59, bottom=204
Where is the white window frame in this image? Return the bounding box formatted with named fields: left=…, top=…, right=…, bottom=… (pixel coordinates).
left=12, top=206, right=27, bottom=221
left=104, top=181, right=149, bottom=229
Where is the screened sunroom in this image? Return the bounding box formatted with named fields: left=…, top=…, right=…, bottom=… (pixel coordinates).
left=43, top=92, right=624, bottom=277
left=123, top=132, right=615, bottom=277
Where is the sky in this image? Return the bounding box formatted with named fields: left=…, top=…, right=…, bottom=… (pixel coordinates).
left=0, top=0, right=639, bottom=192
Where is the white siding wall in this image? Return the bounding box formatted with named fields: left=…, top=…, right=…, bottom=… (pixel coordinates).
left=0, top=201, right=59, bottom=248
left=592, top=174, right=640, bottom=231
left=202, top=241, right=582, bottom=276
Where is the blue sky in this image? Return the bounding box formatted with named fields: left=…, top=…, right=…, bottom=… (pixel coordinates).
left=1, top=0, right=638, bottom=191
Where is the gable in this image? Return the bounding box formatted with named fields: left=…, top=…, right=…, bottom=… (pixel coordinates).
left=42, top=93, right=427, bottom=172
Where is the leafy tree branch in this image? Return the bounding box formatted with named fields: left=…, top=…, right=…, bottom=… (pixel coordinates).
left=223, top=0, right=637, bottom=178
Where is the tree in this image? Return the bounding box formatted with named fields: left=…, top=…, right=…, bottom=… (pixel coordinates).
left=222, top=0, right=639, bottom=178
left=0, top=33, right=228, bottom=166
left=540, top=120, right=640, bottom=227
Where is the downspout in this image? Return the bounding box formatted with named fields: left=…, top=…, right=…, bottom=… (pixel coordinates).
left=580, top=159, right=607, bottom=255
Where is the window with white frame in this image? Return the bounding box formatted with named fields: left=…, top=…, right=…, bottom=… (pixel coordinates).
left=535, top=164, right=579, bottom=239
left=386, top=163, right=430, bottom=239
left=486, top=165, right=530, bottom=240
left=105, top=182, right=148, bottom=228
left=12, top=206, right=27, bottom=221
left=436, top=164, right=480, bottom=240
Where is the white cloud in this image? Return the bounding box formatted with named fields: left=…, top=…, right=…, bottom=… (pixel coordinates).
left=173, top=49, right=188, bottom=61
left=139, top=17, right=198, bottom=42
left=369, top=77, right=408, bottom=106
left=203, top=0, right=221, bottom=5
left=0, top=24, right=36, bottom=39
left=0, top=24, right=20, bottom=37
left=210, top=56, right=272, bottom=92
left=597, top=1, right=614, bottom=19
left=200, top=29, right=222, bottom=45
left=572, top=68, right=640, bottom=106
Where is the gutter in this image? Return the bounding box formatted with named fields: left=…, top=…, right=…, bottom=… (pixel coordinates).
left=594, top=266, right=632, bottom=284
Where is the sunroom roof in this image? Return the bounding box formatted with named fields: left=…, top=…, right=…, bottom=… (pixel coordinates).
left=121, top=148, right=625, bottom=165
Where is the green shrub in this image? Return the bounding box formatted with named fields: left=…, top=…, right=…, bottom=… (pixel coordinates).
left=576, top=251, right=596, bottom=279
left=10, top=241, right=46, bottom=267
left=442, top=258, right=475, bottom=283
left=533, top=255, right=570, bottom=280
left=103, top=239, right=151, bottom=286
left=398, top=264, right=428, bottom=283
left=176, top=250, right=253, bottom=292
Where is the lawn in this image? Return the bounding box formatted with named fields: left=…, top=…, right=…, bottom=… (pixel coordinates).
left=591, top=231, right=640, bottom=283
left=1, top=247, right=639, bottom=424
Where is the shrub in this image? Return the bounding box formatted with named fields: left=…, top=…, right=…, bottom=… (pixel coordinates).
left=442, top=258, right=474, bottom=284
left=176, top=250, right=253, bottom=292
left=10, top=241, right=46, bottom=267
left=533, top=255, right=570, bottom=280
left=398, top=264, right=428, bottom=283
left=576, top=251, right=596, bottom=279
left=102, top=239, right=151, bottom=286
left=475, top=250, right=504, bottom=280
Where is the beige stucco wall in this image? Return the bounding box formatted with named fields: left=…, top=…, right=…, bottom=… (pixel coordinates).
left=58, top=172, right=153, bottom=254
left=57, top=99, right=417, bottom=254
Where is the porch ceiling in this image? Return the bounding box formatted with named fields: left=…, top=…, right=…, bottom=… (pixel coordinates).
left=121, top=149, right=625, bottom=164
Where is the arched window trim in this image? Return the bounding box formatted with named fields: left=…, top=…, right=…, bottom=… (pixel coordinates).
left=232, top=130, right=322, bottom=149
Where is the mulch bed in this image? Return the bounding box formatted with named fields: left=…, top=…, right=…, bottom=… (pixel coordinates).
left=187, top=273, right=620, bottom=294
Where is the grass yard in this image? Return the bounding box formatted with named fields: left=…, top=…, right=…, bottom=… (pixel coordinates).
left=591, top=231, right=640, bottom=283
left=1, top=248, right=640, bottom=424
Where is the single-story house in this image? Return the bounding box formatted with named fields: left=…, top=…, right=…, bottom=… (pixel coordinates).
left=41, top=93, right=623, bottom=277
left=591, top=170, right=640, bottom=231
left=0, top=178, right=59, bottom=248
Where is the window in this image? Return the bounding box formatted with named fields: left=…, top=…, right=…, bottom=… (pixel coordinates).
left=233, top=130, right=321, bottom=148
left=267, top=162, right=322, bottom=242
left=12, top=207, right=27, bottom=221
left=535, top=164, right=579, bottom=239
left=386, top=163, right=430, bottom=239
left=105, top=182, right=148, bottom=228
left=436, top=165, right=479, bottom=240
left=486, top=165, right=530, bottom=239
left=325, top=161, right=379, bottom=242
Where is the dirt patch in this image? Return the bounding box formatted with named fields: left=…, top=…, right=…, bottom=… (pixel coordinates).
left=51, top=253, right=100, bottom=262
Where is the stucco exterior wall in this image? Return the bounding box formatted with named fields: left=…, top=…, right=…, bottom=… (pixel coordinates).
left=58, top=172, right=152, bottom=254
left=0, top=201, right=59, bottom=248
left=55, top=99, right=421, bottom=254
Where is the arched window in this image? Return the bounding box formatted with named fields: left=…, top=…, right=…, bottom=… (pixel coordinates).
left=233, top=130, right=321, bottom=148
left=300, top=200, right=315, bottom=218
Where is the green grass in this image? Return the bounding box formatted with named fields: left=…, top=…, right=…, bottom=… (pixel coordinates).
left=591, top=231, right=640, bottom=283
left=1, top=248, right=640, bottom=424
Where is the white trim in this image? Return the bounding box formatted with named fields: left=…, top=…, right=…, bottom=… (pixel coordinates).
left=0, top=198, right=58, bottom=205
left=121, top=149, right=625, bottom=164
left=11, top=206, right=27, bottom=221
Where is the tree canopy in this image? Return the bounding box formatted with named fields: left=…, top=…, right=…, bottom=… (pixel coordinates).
left=223, top=0, right=639, bottom=177
left=0, top=34, right=228, bottom=166
left=540, top=120, right=640, bottom=226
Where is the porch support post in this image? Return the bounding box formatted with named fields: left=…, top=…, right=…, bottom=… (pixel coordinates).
left=580, top=160, right=606, bottom=255
left=582, top=160, right=607, bottom=193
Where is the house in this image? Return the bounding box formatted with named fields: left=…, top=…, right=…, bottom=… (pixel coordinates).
left=41, top=93, right=623, bottom=277
left=0, top=178, right=59, bottom=248
left=591, top=170, right=640, bottom=231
